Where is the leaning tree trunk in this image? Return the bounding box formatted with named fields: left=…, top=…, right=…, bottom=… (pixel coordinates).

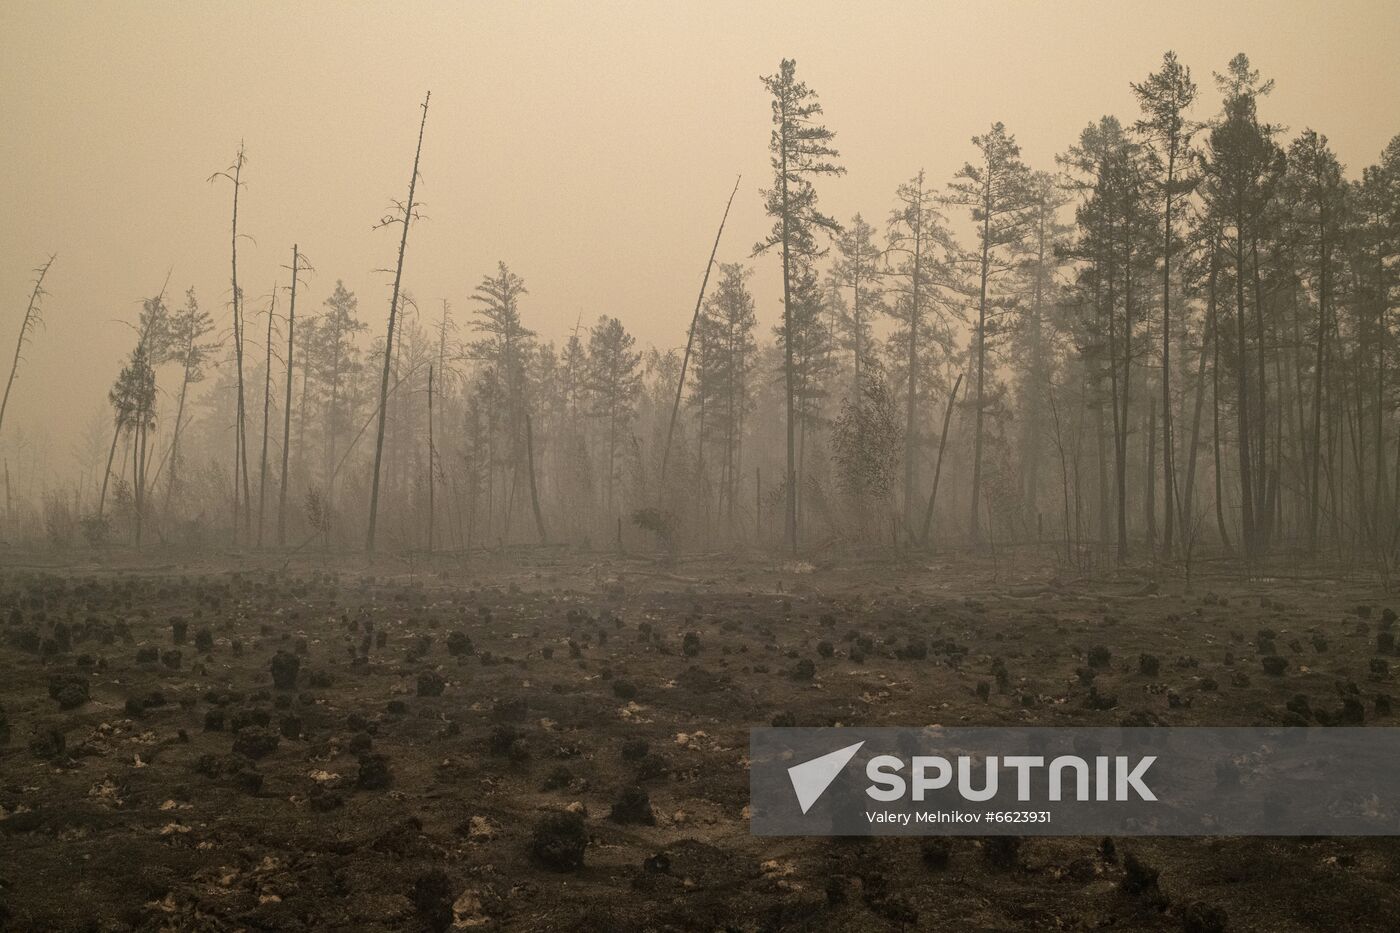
left=162, top=344, right=195, bottom=521
left=526, top=413, right=547, bottom=545
left=366, top=91, right=430, bottom=556
left=920, top=373, right=963, bottom=547
left=98, top=419, right=122, bottom=517
left=660, top=176, right=740, bottom=486
left=0, top=255, right=56, bottom=441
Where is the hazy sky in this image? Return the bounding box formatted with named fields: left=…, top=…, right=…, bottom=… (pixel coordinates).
left=2, top=0, right=1397, bottom=481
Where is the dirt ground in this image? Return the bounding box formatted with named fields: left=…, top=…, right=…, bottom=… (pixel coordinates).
left=2, top=544, right=1398, bottom=931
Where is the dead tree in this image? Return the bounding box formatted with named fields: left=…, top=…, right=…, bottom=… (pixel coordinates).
left=277, top=246, right=309, bottom=546
left=661, top=175, right=741, bottom=485
left=426, top=300, right=454, bottom=552
left=0, top=255, right=56, bottom=441
left=366, top=91, right=430, bottom=556
left=256, top=288, right=276, bottom=547
left=918, top=372, right=963, bottom=547
left=526, top=412, right=547, bottom=544
left=210, top=144, right=253, bottom=544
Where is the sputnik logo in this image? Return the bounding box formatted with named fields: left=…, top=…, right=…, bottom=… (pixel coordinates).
left=787, top=741, right=865, bottom=814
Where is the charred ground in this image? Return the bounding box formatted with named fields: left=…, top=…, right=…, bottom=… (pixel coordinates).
left=2, top=548, right=1398, bottom=931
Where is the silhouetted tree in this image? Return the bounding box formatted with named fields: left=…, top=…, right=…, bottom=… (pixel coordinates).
left=209, top=144, right=252, bottom=543
left=883, top=169, right=960, bottom=535
left=0, top=255, right=55, bottom=442
left=162, top=287, right=216, bottom=518
left=755, top=58, right=844, bottom=553
left=828, top=215, right=883, bottom=401
left=587, top=316, right=642, bottom=521
left=948, top=122, right=1033, bottom=544
left=1133, top=50, right=1199, bottom=555
left=367, top=90, right=430, bottom=555
left=469, top=262, right=535, bottom=540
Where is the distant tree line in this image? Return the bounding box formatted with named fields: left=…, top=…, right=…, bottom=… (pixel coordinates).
left=3, top=52, right=1398, bottom=572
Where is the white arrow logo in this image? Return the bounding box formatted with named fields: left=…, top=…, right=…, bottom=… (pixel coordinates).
left=787, top=741, right=865, bottom=814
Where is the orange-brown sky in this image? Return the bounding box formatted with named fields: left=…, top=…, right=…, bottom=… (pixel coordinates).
left=2, top=0, right=1397, bottom=484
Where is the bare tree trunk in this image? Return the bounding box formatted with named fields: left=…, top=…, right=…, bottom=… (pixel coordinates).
left=970, top=175, right=992, bottom=545
left=277, top=247, right=299, bottom=546
left=1160, top=148, right=1177, bottom=557
left=324, top=340, right=341, bottom=549
left=257, top=293, right=275, bottom=547
left=163, top=336, right=197, bottom=521
left=0, top=255, right=56, bottom=440
left=696, top=330, right=707, bottom=542
left=1234, top=228, right=1256, bottom=559
left=296, top=332, right=310, bottom=497
left=427, top=363, right=435, bottom=552
left=1180, top=289, right=1212, bottom=536
left=134, top=413, right=147, bottom=546
left=1022, top=216, right=1048, bottom=518
left=725, top=339, right=737, bottom=538
left=1211, top=257, right=1234, bottom=554
left=1104, top=223, right=1127, bottom=562
left=1374, top=264, right=1388, bottom=540
left=919, top=373, right=963, bottom=547
left=1286, top=279, right=1310, bottom=546
left=1095, top=398, right=1111, bottom=550
left=660, top=176, right=740, bottom=485
left=1251, top=237, right=1272, bottom=548
left=1116, top=245, right=1134, bottom=563
left=212, top=145, right=251, bottom=545
left=780, top=142, right=798, bottom=555
left=526, top=412, right=547, bottom=544
left=903, top=180, right=924, bottom=538
left=367, top=91, right=430, bottom=556
left=1145, top=402, right=1157, bottom=547
left=1048, top=381, right=1074, bottom=564
left=98, top=420, right=122, bottom=518
left=466, top=405, right=481, bottom=553
left=797, top=377, right=807, bottom=543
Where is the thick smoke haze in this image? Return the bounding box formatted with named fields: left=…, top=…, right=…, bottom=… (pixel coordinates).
left=7, top=6, right=1400, bottom=930
left=0, top=0, right=1396, bottom=485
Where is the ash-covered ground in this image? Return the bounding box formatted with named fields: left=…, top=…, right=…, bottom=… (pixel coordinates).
left=2, top=548, right=1398, bottom=931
